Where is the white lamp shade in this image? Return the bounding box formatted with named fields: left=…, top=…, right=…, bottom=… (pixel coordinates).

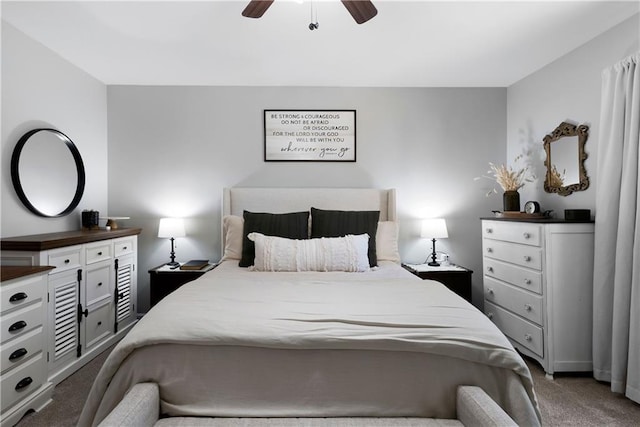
left=158, top=218, right=186, bottom=238
left=421, top=218, right=448, bottom=239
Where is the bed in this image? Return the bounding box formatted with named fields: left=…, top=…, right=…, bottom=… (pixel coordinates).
left=78, top=188, right=541, bottom=426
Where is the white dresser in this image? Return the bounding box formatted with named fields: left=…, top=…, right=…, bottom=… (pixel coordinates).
left=1, top=228, right=140, bottom=425
left=481, top=219, right=594, bottom=377
left=1, top=267, right=54, bottom=427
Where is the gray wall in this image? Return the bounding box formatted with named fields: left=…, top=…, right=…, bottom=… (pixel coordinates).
left=507, top=13, right=640, bottom=215
left=3, top=14, right=638, bottom=314
left=1, top=23, right=108, bottom=236
left=107, top=86, right=506, bottom=312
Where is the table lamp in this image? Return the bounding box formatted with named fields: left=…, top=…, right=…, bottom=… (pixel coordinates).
left=421, top=218, right=448, bottom=266
left=158, top=218, right=185, bottom=267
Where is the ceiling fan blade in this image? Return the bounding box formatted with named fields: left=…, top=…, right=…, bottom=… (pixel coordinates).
left=242, top=0, right=274, bottom=18
left=341, top=0, right=378, bottom=24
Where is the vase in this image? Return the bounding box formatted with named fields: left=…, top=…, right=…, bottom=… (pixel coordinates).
left=503, top=190, right=520, bottom=212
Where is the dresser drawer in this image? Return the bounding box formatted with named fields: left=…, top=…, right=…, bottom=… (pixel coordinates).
left=483, top=239, right=542, bottom=270
left=48, top=247, right=81, bottom=273
left=85, top=242, right=112, bottom=265
left=485, top=301, right=543, bottom=357
left=484, top=277, right=542, bottom=325
left=1, top=326, right=44, bottom=374
left=85, top=264, right=112, bottom=306
left=85, top=303, right=112, bottom=350
left=483, top=257, right=542, bottom=294
left=114, top=238, right=134, bottom=257
left=1, top=301, right=44, bottom=343
left=482, top=221, right=541, bottom=247
left=1, top=274, right=46, bottom=314
left=0, top=352, right=46, bottom=412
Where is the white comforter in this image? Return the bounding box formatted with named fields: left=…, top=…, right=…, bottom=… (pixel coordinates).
left=79, top=261, right=540, bottom=426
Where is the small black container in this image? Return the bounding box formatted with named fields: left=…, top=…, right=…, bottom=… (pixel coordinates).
left=82, top=210, right=100, bottom=229
left=503, top=191, right=520, bottom=212
left=564, top=209, right=591, bottom=221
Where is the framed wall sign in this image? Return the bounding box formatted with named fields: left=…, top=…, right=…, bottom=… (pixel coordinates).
left=264, top=110, right=356, bottom=162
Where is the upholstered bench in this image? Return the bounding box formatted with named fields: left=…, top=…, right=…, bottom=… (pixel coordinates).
left=98, top=383, right=517, bottom=427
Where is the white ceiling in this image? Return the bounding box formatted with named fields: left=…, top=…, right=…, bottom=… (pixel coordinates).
left=2, top=0, right=639, bottom=87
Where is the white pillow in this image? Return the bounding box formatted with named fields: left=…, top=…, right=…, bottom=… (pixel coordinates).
left=221, top=215, right=244, bottom=261
left=376, top=221, right=401, bottom=263
left=226, top=217, right=400, bottom=264
left=248, top=232, right=370, bottom=272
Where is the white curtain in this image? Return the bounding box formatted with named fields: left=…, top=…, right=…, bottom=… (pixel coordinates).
left=593, top=52, right=640, bottom=403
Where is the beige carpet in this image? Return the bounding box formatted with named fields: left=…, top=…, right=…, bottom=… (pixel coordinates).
left=527, top=358, right=640, bottom=426
left=15, top=348, right=640, bottom=426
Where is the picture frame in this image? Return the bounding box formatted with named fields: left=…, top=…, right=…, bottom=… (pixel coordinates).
left=264, top=110, right=356, bottom=162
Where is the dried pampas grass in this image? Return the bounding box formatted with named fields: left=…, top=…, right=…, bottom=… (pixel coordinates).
left=475, top=154, right=534, bottom=196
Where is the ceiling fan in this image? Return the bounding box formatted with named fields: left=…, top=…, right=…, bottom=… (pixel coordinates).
left=242, top=0, right=378, bottom=25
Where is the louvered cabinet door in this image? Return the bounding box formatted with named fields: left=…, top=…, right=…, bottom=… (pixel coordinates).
left=47, top=270, right=80, bottom=376
left=113, top=236, right=137, bottom=331
left=115, top=259, right=133, bottom=330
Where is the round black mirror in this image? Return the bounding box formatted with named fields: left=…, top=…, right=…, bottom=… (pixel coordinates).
left=11, top=128, right=86, bottom=217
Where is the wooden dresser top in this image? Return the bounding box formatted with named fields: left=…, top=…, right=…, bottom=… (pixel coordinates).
left=1, top=266, right=55, bottom=282
left=1, top=228, right=142, bottom=252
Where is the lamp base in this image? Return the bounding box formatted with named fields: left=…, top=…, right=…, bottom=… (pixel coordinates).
left=167, top=237, right=179, bottom=268
left=427, top=238, right=440, bottom=266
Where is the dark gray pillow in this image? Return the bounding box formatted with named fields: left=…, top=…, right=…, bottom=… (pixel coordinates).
left=239, top=210, right=310, bottom=267
left=310, top=208, right=380, bottom=267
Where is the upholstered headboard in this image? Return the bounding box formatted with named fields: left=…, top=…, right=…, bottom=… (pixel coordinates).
left=223, top=187, right=396, bottom=220
left=221, top=187, right=396, bottom=254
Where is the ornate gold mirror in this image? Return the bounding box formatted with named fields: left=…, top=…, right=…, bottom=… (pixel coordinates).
left=543, top=122, right=589, bottom=196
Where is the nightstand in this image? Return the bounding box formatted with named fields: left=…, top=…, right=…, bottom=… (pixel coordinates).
left=403, top=263, right=473, bottom=303
left=149, top=263, right=216, bottom=307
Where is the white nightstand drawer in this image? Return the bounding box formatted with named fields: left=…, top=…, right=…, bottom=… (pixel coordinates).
left=483, top=257, right=542, bottom=294
left=85, top=264, right=112, bottom=306
left=0, top=352, right=46, bottom=412
left=1, top=274, right=46, bottom=314
left=485, top=301, right=543, bottom=357
left=85, top=303, right=112, bottom=350
left=483, top=221, right=541, bottom=247
left=1, top=327, right=44, bottom=374
left=48, top=247, right=81, bottom=273
left=85, top=243, right=112, bottom=264
left=1, top=301, right=43, bottom=343
left=114, top=238, right=134, bottom=257
left=484, top=277, right=542, bottom=325
left=483, top=239, right=542, bottom=270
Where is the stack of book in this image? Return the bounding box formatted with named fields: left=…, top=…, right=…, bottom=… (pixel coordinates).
left=179, top=260, right=210, bottom=270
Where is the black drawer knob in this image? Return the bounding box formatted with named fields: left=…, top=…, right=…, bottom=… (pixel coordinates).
left=9, top=292, right=28, bottom=303
left=15, top=376, right=33, bottom=391
left=9, top=348, right=28, bottom=361
left=9, top=320, right=27, bottom=332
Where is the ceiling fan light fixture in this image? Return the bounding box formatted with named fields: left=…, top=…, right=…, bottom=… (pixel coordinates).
left=241, top=0, right=378, bottom=25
